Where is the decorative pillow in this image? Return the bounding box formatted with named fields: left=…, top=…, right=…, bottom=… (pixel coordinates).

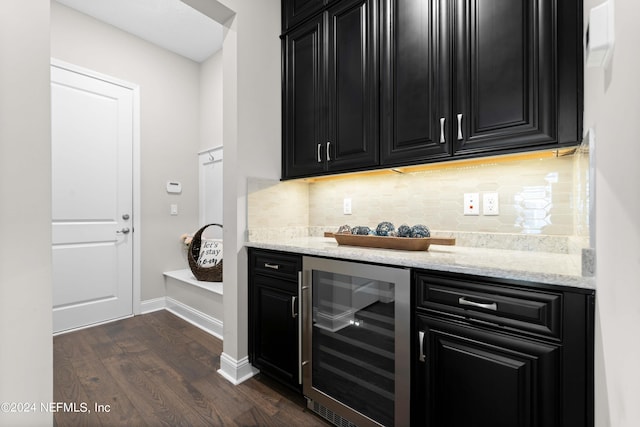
left=197, top=239, right=223, bottom=268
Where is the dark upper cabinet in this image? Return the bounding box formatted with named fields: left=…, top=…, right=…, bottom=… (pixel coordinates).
left=283, top=0, right=325, bottom=32
left=282, top=0, right=378, bottom=179
left=380, top=0, right=582, bottom=167
left=380, top=0, right=451, bottom=165
left=284, top=0, right=582, bottom=178
left=283, top=14, right=325, bottom=178
left=326, top=0, right=379, bottom=172
left=453, top=0, right=569, bottom=155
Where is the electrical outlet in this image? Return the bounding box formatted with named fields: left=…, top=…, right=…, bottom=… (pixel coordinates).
left=483, top=192, right=500, bottom=215
left=463, top=193, right=480, bottom=215
left=343, top=198, right=352, bottom=215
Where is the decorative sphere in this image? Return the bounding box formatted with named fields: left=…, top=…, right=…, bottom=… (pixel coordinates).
left=397, top=224, right=412, bottom=237
left=352, top=226, right=372, bottom=235
left=410, top=224, right=431, bottom=238
left=376, top=221, right=395, bottom=236
left=337, top=224, right=351, bottom=234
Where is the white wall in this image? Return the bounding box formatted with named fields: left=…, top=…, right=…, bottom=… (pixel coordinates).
left=200, top=50, right=224, bottom=151
left=222, top=0, right=281, bottom=380
left=0, top=1, right=53, bottom=426
left=585, top=0, right=640, bottom=426
left=50, top=2, right=202, bottom=301
left=186, top=0, right=281, bottom=381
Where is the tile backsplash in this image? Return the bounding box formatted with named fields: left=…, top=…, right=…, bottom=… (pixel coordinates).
left=248, top=149, right=590, bottom=253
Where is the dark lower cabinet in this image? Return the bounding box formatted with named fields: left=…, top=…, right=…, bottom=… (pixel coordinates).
left=248, top=249, right=302, bottom=391
left=416, top=315, right=560, bottom=427
left=413, top=270, right=594, bottom=427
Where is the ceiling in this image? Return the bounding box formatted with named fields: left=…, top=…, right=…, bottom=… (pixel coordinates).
left=55, top=0, right=224, bottom=63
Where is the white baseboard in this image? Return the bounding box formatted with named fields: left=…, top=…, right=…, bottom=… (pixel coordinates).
left=218, top=352, right=259, bottom=385
left=140, top=297, right=166, bottom=314
left=140, top=296, right=223, bottom=340
left=165, top=297, right=223, bottom=340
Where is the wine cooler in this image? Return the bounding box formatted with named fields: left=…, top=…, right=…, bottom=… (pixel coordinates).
left=302, top=256, right=410, bottom=427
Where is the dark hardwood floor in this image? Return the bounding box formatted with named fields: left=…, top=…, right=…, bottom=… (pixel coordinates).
left=53, top=310, right=329, bottom=426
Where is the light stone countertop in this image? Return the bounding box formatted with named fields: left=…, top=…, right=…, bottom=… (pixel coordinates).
left=245, top=237, right=596, bottom=291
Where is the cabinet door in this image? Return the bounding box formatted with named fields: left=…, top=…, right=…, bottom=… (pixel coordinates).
left=326, top=0, right=378, bottom=172
left=252, top=277, right=299, bottom=389
left=415, top=315, right=560, bottom=427
left=283, top=14, right=326, bottom=179
left=380, top=0, right=451, bottom=166
left=283, top=0, right=325, bottom=32
left=453, top=0, right=557, bottom=155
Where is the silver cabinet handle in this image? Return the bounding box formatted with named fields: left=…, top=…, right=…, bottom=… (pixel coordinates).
left=291, top=296, right=298, bottom=318
left=419, top=330, right=426, bottom=362
left=457, top=113, right=463, bottom=140
left=264, top=263, right=279, bottom=270
left=317, top=143, right=322, bottom=163
left=298, top=271, right=303, bottom=384
left=326, top=141, right=331, bottom=161
left=116, top=227, right=130, bottom=234
left=440, top=117, right=446, bottom=143
left=459, top=296, right=497, bottom=311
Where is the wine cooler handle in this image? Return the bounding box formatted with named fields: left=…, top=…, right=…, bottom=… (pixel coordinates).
left=419, top=330, right=426, bottom=362
left=298, top=271, right=304, bottom=384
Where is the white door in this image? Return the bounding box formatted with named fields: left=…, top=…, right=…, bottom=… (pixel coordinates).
left=51, top=64, right=134, bottom=333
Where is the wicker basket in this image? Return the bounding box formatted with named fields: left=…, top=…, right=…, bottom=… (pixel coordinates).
left=188, top=223, right=223, bottom=282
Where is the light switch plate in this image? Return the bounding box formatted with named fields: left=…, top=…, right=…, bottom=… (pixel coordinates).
left=343, top=198, right=352, bottom=215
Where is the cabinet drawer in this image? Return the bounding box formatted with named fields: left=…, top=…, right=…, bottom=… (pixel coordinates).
left=415, top=271, right=562, bottom=339
left=251, top=249, right=301, bottom=281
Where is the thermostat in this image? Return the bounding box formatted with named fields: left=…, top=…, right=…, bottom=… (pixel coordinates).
left=166, top=181, right=182, bottom=194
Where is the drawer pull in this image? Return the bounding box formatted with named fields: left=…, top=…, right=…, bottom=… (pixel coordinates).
left=459, top=297, right=497, bottom=311
left=264, top=263, right=280, bottom=270
left=291, top=296, right=298, bottom=318
left=419, top=330, right=426, bottom=362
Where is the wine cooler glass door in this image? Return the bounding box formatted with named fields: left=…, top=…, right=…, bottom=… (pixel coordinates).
left=302, top=257, right=410, bottom=427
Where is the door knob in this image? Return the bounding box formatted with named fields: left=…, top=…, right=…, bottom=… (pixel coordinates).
left=122, top=214, right=130, bottom=220
left=116, top=227, right=131, bottom=234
